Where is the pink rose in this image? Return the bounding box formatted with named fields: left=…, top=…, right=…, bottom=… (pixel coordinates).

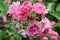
left=27, top=21, right=40, bottom=37
left=42, top=16, right=50, bottom=24
left=41, top=16, right=51, bottom=36
left=50, top=21, right=55, bottom=26
left=51, top=31, right=58, bottom=37
left=32, top=3, right=48, bottom=14
left=49, top=31, right=58, bottom=40
left=7, top=1, right=20, bottom=16
left=50, top=36, right=57, bottom=40
left=16, top=7, right=30, bottom=21
left=42, top=27, right=50, bottom=36
left=22, top=1, right=32, bottom=10
left=7, top=1, right=31, bottom=21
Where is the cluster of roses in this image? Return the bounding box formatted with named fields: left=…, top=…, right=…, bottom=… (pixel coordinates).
left=7, top=0, right=59, bottom=40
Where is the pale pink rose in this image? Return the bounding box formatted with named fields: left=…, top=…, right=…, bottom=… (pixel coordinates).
left=42, top=16, right=50, bottom=24
left=32, top=3, right=48, bottom=14
left=49, top=30, right=58, bottom=38
left=7, top=1, right=24, bottom=20
left=50, top=21, right=55, bottom=26
left=51, top=31, right=58, bottom=37
left=41, top=16, right=51, bottom=36
left=5, top=0, right=12, bottom=3
left=50, top=36, right=57, bottom=40
left=22, top=1, right=32, bottom=10
left=7, top=1, right=20, bottom=16
left=27, top=21, right=41, bottom=37
left=7, top=1, right=31, bottom=21
left=49, top=29, right=53, bottom=34
left=49, top=31, right=58, bottom=40
left=40, top=37, right=48, bottom=40
left=37, top=0, right=43, bottom=2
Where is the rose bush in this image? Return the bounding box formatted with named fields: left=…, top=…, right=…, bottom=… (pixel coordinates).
left=0, top=0, right=60, bottom=40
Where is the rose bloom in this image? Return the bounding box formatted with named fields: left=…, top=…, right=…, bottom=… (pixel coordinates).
left=50, top=36, right=57, bottom=40
left=17, top=11, right=29, bottom=22
left=32, top=3, right=48, bottom=14
left=27, top=21, right=41, bottom=38
left=50, top=21, right=55, bottom=26
left=49, top=30, right=58, bottom=40
left=51, top=31, right=58, bottom=37
left=41, top=16, right=51, bottom=36
left=15, top=6, right=30, bottom=21
left=7, top=1, right=31, bottom=21
left=7, top=1, right=20, bottom=16
left=22, top=1, right=32, bottom=10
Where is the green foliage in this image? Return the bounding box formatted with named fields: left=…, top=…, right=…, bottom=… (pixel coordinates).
left=0, top=0, right=9, bottom=16
left=29, top=0, right=36, bottom=4
left=52, top=23, right=60, bottom=35
left=47, top=2, right=55, bottom=12
left=56, top=3, right=60, bottom=13
left=31, top=11, right=37, bottom=18
left=50, top=12, right=60, bottom=20
left=45, top=0, right=57, bottom=2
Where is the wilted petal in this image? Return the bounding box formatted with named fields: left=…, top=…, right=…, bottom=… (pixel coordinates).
left=18, top=29, right=27, bottom=38
left=1, top=16, right=8, bottom=24
left=13, top=22, right=23, bottom=30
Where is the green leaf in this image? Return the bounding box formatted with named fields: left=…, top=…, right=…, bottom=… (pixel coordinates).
left=31, top=11, right=37, bottom=18
left=0, top=1, right=9, bottom=12
left=56, top=3, right=60, bottom=13
left=52, top=23, right=60, bottom=35
left=46, top=0, right=57, bottom=2
left=29, top=38, right=33, bottom=40
left=47, top=2, right=55, bottom=12
left=33, top=37, right=40, bottom=40
left=50, top=12, right=60, bottom=20
left=20, top=0, right=25, bottom=4
left=57, top=38, right=60, bottom=40
left=4, top=23, right=11, bottom=28
left=0, top=13, right=3, bottom=16
left=0, top=29, right=8, bottom=38
left=29, top=0, right=36, bottom=4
